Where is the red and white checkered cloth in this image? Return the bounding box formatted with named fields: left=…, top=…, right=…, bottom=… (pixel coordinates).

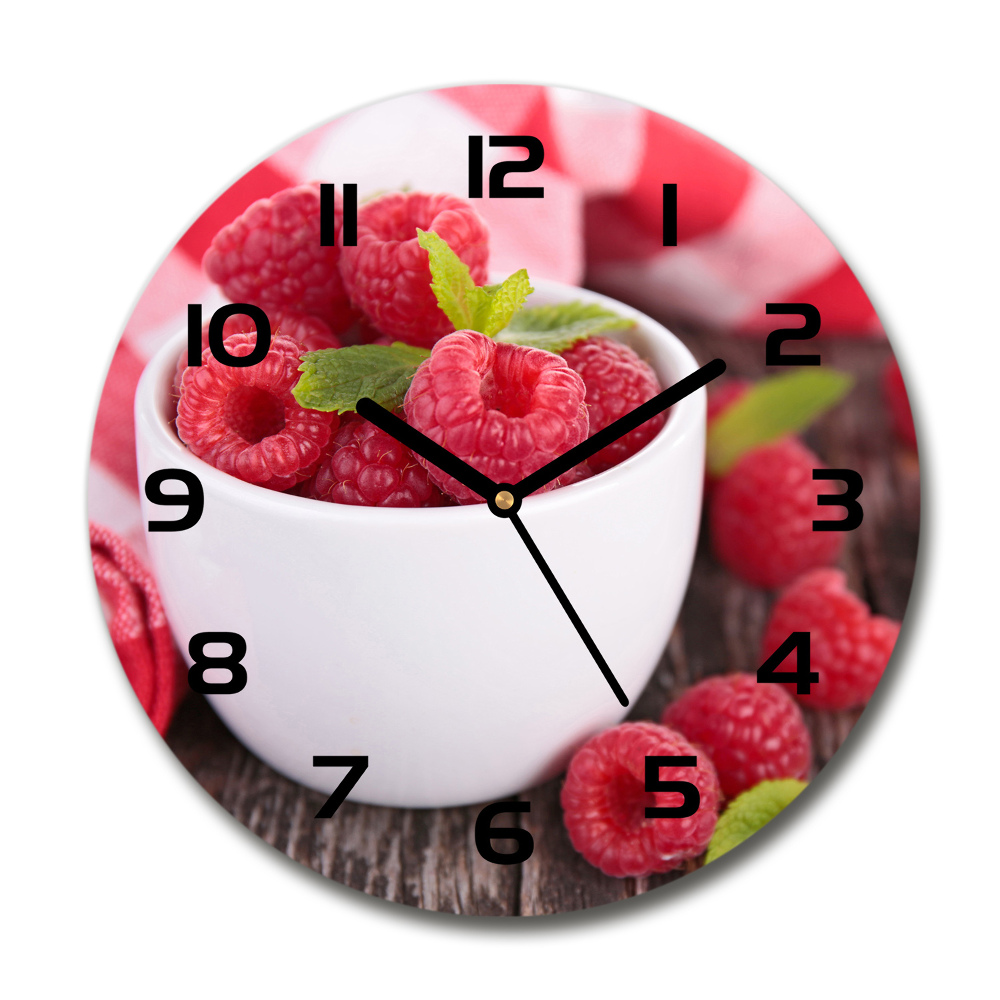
left=88, top=85, right=881, bottom=731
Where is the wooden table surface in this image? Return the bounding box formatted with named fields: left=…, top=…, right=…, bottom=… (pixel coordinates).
left=165, top=321, right=920, bottom=917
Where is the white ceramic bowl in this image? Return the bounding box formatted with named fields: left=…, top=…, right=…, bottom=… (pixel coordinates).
left=135, top=280, right=705, bottom=808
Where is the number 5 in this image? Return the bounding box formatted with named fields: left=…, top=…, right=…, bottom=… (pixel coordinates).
left=644, top=756, right=700, bottom=819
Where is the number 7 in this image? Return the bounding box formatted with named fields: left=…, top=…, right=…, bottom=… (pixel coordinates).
left=312, top=756, right=369, bottom=818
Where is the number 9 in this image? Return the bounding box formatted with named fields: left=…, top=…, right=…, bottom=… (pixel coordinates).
left=145, top=469, right=204, bottom=532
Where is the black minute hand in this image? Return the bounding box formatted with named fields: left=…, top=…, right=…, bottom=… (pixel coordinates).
left=508, top=512, right=629, bottom=706
left=356, top=397, right=498, bottom=501
left=512, top=358, right=726, bottom=499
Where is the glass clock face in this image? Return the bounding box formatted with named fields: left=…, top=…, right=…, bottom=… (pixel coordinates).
left=89, top=84, right=919, bottom=915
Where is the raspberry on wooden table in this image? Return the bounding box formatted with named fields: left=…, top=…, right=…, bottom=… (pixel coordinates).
left=403, top=331, right=589, bottom=503
left=709, top=437, right=845, bottom=589
left=560, top=722, right=721, bottom=878
left=176, top=332, right=337, bottom=491
left=561, top=337, right=665, bottom=473
left=761, top=568, right=900, bottom=710
left=339, top=191, right=489, bottom=348
left=661, top=673, right=812, bottom=799
left=203, top=182, right=356, bottom=334
left=304, top=416, right=444, bottom=508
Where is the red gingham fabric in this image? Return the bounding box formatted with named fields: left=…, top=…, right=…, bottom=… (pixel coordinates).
left=91, top=523, right=185, bottom=735
left=88, top=85, right=882, bottom=733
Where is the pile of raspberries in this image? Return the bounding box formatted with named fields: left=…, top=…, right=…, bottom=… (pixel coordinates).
left=174, top=184, right=665, bottom=507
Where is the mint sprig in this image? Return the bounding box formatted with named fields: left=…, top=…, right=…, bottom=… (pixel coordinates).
left=496, top=301, right=635, bottom=353
left=292, top=233, right=639, bottom=415
left=418, top=229, right=531, bottom=336
left=292, top=343, right=430, bottom=414
left=706, top=369, right=854, bottom=477
left=705, top=779, right=807, bottom=863
left=419, top=228, right=634, bottom=352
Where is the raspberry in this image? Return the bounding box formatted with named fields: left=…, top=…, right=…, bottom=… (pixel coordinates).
left=339, top=191, right=489, bottom=348
left=203, top=182, right=356, bottom=333
left=882, top=357, right=917, bottom=450
left=176, top=333, right=337, bottom=491
left=403, top=331, right=589, bottom=503
left=271, top=311, right=343, bottom=353
left=561, top=337, right=665, bottom=473
left=557, top=461, right=593, bottom=487
left=560, top=722, right=721, bottom=878
left=761, top=568, right=900, bottom=710
left=661, top=674, right=812, bottom=799
left=709, top=437, right=845, bottom=589
left=171, top=309, right=340, bottom=413
left=357, top=321, right=396, bottom=347
left=304, top=415, right=444, bottom=508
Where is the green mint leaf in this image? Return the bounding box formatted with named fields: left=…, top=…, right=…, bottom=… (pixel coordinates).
left=706, top=368, right=854, bottom=477
left=418, top=229, right=533, bottom=336
left=417, top=228, right=488, bottom=331
left=476, top=268, right=533, bottom=336
left=496, top=301, right=635, bottom=353
left=292, top=343, right=431, bottom=414
left=706, top=779, right=807, bottom=863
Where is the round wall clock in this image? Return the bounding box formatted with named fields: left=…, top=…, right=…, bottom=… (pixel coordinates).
left=88, top=84, right=919, bottom=915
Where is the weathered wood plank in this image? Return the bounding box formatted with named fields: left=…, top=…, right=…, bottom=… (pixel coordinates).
left=518, top=776, right=633, bottom=915
left=167, top=696, right=519, bottom=914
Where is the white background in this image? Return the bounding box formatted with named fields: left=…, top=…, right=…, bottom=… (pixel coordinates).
left=3, top=2, right=996, bottom=997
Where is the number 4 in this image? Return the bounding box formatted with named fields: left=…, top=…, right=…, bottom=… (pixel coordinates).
left=757, top=632, right=818, bottom=695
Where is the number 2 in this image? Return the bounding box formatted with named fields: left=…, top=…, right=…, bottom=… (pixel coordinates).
left=765, top=303, right=821, bottom=365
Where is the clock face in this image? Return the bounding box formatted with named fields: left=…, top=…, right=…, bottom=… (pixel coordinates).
left=89, top=84, right=919, bottom=915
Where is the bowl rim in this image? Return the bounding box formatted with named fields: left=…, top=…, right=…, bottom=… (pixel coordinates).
left=134, top=278, right=706, bottom=526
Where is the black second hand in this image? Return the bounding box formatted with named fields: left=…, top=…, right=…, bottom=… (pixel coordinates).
left=508, top=512, right=628, bottom=707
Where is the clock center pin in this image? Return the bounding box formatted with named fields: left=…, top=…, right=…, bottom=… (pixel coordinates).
left=495, top=490, right=515, bottom=510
